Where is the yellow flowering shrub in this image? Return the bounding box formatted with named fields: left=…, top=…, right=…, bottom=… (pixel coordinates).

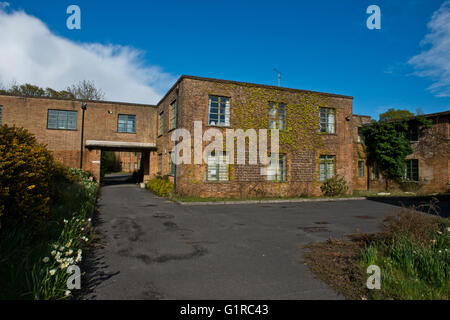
left=0, top=125, right=71, bottom=230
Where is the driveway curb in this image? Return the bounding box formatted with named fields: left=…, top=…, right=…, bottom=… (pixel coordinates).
left=174, top=197, right=367, bottom=206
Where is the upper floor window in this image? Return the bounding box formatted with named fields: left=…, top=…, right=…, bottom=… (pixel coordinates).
left=268, top=102, right=286, bottom=130
left=208, top=96, right=230, bottom=126
left=405, top=159, right=419, bottom=181
left=0, top=106, right=3, bottom=125
left=158, top=112, right=164, bottom=136
left=266, top=154, right=287, bottom=181
left=47, top=109, right=77, bottom=130
left=357, top=127, right=363, bottom=143
left=207, top=151, right=229, bottom=181
left=319, top=108, right=335, bottom=134
left=169, top=100, right=177, bottom=130
left=407, top=125, right=419, bottom=142
left=319, top=155, right=335, bottom=182
left=118, top=114, right=136, bottom=133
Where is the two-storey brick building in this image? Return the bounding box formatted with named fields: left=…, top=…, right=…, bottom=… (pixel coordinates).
left=0, top=75, right=448, bottom=197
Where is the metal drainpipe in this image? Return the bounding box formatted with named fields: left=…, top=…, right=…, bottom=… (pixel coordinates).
left=80, top=103, right=87, bottom=169
left=173, top=84, right=180, bottom=194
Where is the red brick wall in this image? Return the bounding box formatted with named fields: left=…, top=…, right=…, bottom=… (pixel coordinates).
left=0, top=95, right=157, bottom=181
left=156, top=78, right=355, bottom=198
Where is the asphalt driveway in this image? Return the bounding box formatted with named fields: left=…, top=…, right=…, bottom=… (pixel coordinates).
left=83, top=182, right=418, bottom=300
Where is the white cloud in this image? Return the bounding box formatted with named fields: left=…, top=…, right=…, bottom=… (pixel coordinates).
left=409, top=1, right=450, bottom=97
left=0, top=7, right=176, bottom=104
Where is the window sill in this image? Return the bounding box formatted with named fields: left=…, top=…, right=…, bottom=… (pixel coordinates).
left=117, top=131, right=136, bottom=134
left=320, top=133, right=337, bottom=136
left=47, top=128, right=78, bottom=131
left=206, top=180, right=230, bottom=184
left=207, top=124, right=231, bottom=129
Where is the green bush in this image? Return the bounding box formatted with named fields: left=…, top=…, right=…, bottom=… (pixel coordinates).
left=320, top=175, right=349, bottom=196
left=0, top=125, right=73, bottom=231
left=146, top=176, right=173, bottom=197
left=400, top=181, right=423, bottom=192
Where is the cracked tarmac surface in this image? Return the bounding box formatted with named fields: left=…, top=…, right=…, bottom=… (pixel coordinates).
left=83, top=179, right=413, bottom=300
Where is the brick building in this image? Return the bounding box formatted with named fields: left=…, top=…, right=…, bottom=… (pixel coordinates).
left=0, top=75, right=448, bottom=197
left=357, top=111, right=450, bottom=194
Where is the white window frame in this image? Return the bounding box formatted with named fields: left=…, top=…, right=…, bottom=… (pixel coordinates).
left=208, top=96, right=230, bottom=127
left=207, top=151, right=229, bottom=181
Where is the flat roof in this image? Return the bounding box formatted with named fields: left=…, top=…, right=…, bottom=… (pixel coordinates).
left=157, top=75, right=354, bottom=105
left=0, top=94, right=156, bottom=108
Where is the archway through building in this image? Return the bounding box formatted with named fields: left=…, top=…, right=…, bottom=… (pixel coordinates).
left=84, top=140, right=156, bottom=185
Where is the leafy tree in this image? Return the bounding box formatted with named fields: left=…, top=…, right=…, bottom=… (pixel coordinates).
left=379, top=108, right=414, bottom=122
left=362, top=117, right=430, bottom=190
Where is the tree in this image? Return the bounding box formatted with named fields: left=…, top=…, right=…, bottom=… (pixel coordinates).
left=0, top=80, right=105, bottom=101
left=66, top=80, right=105, bottom=101
left=362, top=117, right=430, bottom=190
left=379, top=108, right=414, bottom=122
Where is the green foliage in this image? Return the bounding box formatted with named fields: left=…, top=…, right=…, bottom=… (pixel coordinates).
left=362, top=121, right=412, bottom=188
left=100, top=151, right=116, bottom=178
left=361, top=208, right=450, bottom=300
left=379, top=108, right=414, bottom=122
left=320, top=175, right=349, bottom=196
left=399, top=181, right=423, bottom=192
left=0, top=125, right=74, bottom=231
left=146, top=176, right=174, bottom=197
left=0, top=80, right=104, bottom=100
left=0, top=167, right=98, bottom=299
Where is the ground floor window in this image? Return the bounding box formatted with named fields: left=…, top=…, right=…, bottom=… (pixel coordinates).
left=370, top=162, right=379, bottom=180
left=319, top=155, right=335, bottom=182
left=169, top=152, right=175, bottom=176
left=405, top=159, right=419, bottom=181
left=158, top=154, right=162, bottom=174
left=358, top=160, right=365, bottom=177
left=207, top=151, right=229, bottom=181
left=266, top=154, right=287, bottom=181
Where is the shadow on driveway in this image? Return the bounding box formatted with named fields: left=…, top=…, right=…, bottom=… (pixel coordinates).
left=366, top=194, right=450, bottom=218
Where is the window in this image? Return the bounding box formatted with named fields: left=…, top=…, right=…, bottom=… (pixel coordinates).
left=118, top=114, right=136, bottom=133
left=370, top=162, right=379, bottom=180
left=266, top=154, right=287, bottom=181
left=358, top=160, right=365, bottom=177
left=0, top=106, right=2, bottom=125
left=47, top=109, right=77, bottom=130
left=319, top=108, right=335, bottom=134
left=158, top=112, right=164, bottom=135
left=357, top=127, right=363, bottom=143
left=405, top=159, right=419, bottom=181
left=158, top=154, right=162, bottom=174
left=268, top=102, right=286, bottom=130
left=134, top=162, right=138, bottom=170
left=207, top=151, right=229, bottom=181
left=407, top=125, right=419, bottom=142
left=319, top=155, right=336, bottom=182
left=208, top=96, right=230, bottom=126
left=170, top=100, right=177, bottom=130
left=169, top=152, right=176, bottom=176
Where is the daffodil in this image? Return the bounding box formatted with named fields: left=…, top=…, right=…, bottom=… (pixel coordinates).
left=49, top=269, right=56, bottom=276
left=42, top=257, right=49, bottom=263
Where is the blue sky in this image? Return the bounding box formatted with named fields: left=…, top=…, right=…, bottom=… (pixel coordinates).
left=1, top=0, right=449, bottom=119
